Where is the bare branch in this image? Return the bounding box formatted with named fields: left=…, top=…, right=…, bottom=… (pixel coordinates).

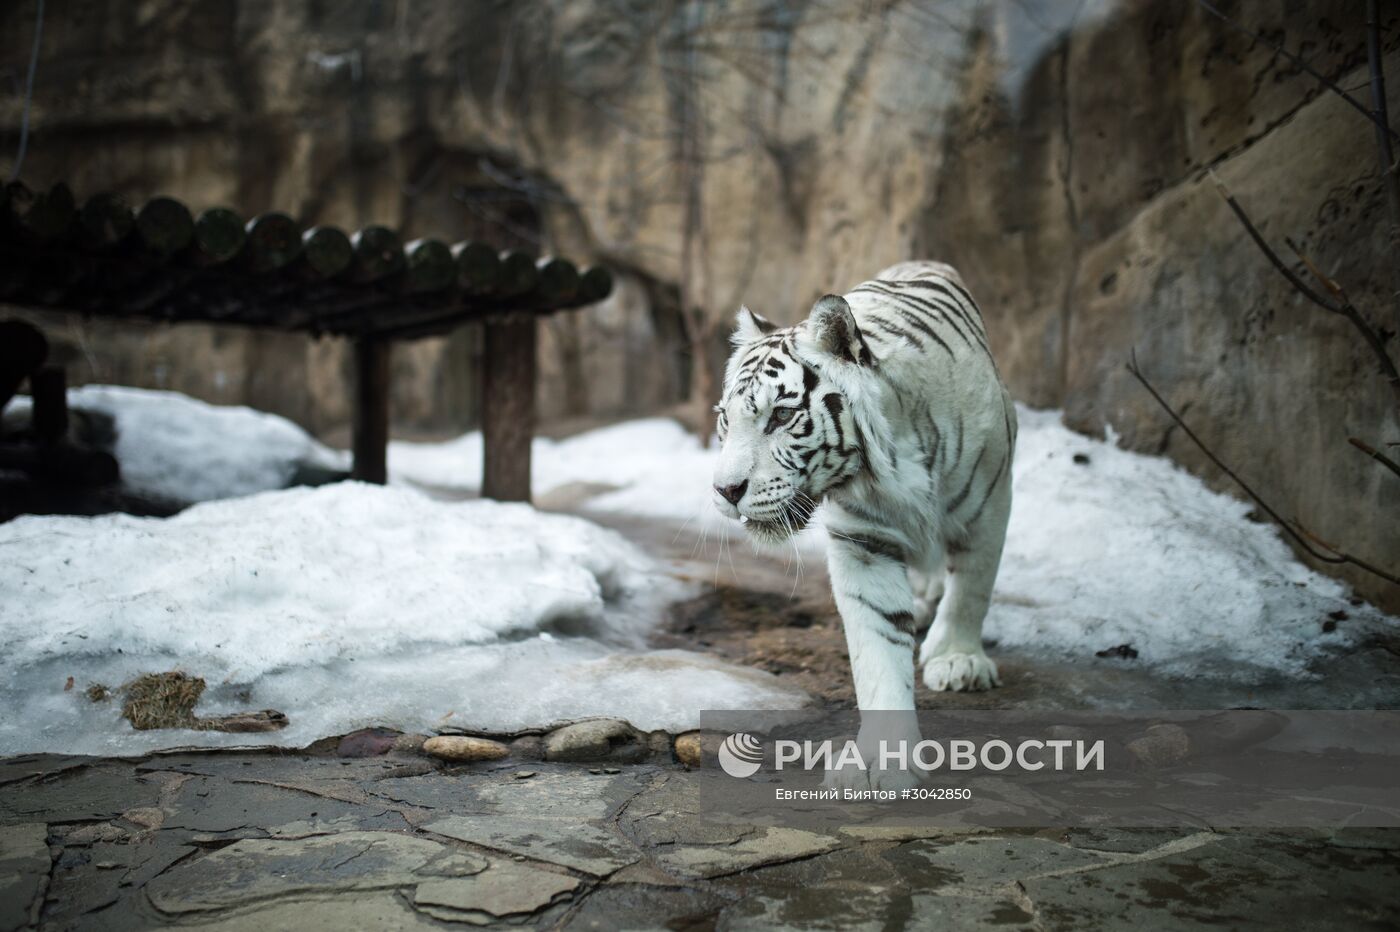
left=1209, top=170, right=1400, bottom=415
left=1126, top=350, right=1400, bottom=587
left=1349, top=436, right=1400, bottom=480
left=1208, top=170, right=1335, bottom=309
left=1197, top=0, right=1400, bottom=143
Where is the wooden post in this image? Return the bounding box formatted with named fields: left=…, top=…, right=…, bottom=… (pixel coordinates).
left=351, top=338, right=391, bottom=484
left=31, top=366, right=68, bottom=443
left=481, top=315, right=536, bottom=502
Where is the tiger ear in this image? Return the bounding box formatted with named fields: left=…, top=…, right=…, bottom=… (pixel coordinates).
left=733, top=306, right=777, bottom=345
left=807, top=294, right=872, bottom=366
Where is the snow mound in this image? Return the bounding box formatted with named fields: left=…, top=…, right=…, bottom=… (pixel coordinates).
left=8, top=385, right=349, bottom=503
left=397, top=407, right=1392, bottom=681
left=0, top=483, right=805, bottom=755
left=989, top=408, right=1387, bottom=679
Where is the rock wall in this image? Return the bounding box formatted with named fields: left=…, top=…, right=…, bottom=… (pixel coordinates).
left=1, top=0, right=1396, bottom=606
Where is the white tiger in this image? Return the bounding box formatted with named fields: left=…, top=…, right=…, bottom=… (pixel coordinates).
left=712, top=260, right=1016, bottom=789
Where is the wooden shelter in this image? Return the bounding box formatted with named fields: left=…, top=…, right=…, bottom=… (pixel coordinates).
left=0, top=180, right=614, bottom=501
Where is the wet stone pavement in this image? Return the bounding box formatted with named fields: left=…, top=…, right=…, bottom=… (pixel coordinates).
left=2, top=747, right=1399, bottom=931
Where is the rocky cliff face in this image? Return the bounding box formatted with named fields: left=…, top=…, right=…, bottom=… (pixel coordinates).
left=1, top=0, right=1396, bottom=606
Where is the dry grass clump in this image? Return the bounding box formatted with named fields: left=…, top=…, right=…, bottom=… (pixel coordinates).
left=108, top=671, right=288, bottom=733
left=120, top=671, right=205, bottom=730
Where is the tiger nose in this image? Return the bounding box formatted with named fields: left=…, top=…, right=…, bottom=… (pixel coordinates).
left=715, top=480, right=748, bottom=505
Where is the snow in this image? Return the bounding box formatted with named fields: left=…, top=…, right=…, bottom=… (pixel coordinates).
left=992, top=407, right=1387, bottom=678
left=7, top=385, right=349, bottom=504
left=0, top=483, right=805, bottom=756
left=389, top=417, right=716, bottom=516
left=2, top=386, right=1393, bottom=755
left=394, top=410, right=1393, bottom=681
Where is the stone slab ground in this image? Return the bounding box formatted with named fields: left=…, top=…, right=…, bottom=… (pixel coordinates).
left=3, top=748, right=1399, bottom=931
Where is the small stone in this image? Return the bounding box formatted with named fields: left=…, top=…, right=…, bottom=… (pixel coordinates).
left=392, top=733, right=429, bottom=753
left=423, top=736, right=511, bottom=763
left=512, top=771, right=537, bottom=780
left=338, top=727, right=401, bottom=758
left=646, top=730, right=673, bottom=755
left=602, top=767, right=621, bottom=774
left=1125, top=723, right=1190, bottom=768
left=543, top=719, right=637, bottom=762
left=96, top=860, right=120, bottom=870
left=672, top=727, right=705, bottom=766
left=510, top=735, right=545, bottom=760
left=607, top=744, right=651, bottom=765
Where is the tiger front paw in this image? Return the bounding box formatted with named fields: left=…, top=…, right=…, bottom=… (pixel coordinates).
left=922, top=651, right=1000, bottom=692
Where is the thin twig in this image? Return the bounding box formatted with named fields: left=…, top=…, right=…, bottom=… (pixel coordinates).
left=1284, top=237, right=1346, bottom=303
left=1349, top=436, right=1400, bottom=480
left=1126, top=350, right=1400, bottom=587
left=1209, top=170, right=1335, bottom=308
left=1197, top=0, right=1400, bottom=143
left=1209, top=170, right=1400, bottom=415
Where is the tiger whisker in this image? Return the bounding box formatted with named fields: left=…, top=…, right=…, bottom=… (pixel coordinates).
left=785, top=507, right=804, bottom=600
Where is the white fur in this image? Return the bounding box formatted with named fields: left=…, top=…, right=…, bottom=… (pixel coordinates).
left=716, top=261, right=1017, bottom=789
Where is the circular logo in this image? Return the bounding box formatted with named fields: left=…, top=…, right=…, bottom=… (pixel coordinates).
left=718, top=732, right=764, bottom=778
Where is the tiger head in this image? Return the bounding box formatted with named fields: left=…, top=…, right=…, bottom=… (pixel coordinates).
left=712, top=295, right=876, bottom=544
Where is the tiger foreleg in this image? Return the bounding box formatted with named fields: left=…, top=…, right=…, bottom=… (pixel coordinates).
left=823, top=533, right=923, bottom=792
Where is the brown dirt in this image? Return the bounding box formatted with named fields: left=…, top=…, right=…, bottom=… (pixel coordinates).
left=658, top=585, right=857, bottom=708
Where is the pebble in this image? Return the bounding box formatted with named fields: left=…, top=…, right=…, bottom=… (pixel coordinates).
left=392, top=733, right=429, bottom=753
left=422, top=735, right=511, bottom=763
left=674, top=732, right=705, bottom=768
left=510, top=734, right=545, bottom=760
left=544, top=719, right=636, bottom=762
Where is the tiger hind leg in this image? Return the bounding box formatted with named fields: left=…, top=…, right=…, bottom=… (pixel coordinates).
left=919, top=482, right=1011, bottom=692
left=907, top=556, right=946, bottom=635
left=919, top=568, right=1001, bottom=692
